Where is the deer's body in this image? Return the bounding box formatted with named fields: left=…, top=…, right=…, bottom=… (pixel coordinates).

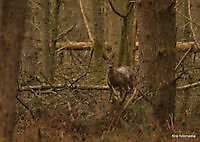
left=107, top=65, right=135, bottom=102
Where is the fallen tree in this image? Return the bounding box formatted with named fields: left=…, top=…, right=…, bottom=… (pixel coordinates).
left=55, top=41, right=200, bottom=52
left=19, top=81, right=200, bottom=92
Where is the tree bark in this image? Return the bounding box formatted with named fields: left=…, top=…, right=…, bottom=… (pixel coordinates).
left=93, top=0, right=105, bottom=76
left=21, top=5, right=38, bottom=84
left=0, top=0, right=27, bottom=141
left=50, top=0, right=61, bottom=77
left=136, top=0, right=176, bottom=130
left=107, top=0, right=133, bottom=67
left=191, top=0, right=200, bottom=40
left=183, top=0, right=191, bottom=41
left=41, top=0, right=54, bottom=82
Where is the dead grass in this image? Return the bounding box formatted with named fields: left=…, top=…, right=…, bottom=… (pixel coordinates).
left=15, top=53, right=200, bottom=142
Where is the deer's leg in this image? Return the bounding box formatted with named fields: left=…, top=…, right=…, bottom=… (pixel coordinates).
left=111, top=86, right=121, bottom=102
left=109, top=89, right=113, bottom=102
left=121, top=92, right=128, bottom=104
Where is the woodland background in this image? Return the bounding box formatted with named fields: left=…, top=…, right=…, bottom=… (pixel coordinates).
left=0, top=0, right=200, bottom=142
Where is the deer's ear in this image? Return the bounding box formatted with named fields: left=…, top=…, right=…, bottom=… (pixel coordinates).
left=102, top=53, right=109, bottom=61
left=110, top=52, right=115, bottom=60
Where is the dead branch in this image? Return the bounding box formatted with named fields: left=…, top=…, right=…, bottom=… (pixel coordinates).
left=175, top=0, right=200, bottom=70
left=177, top=81, right=200, bottom=90
left=19, top=81, right=200, bottom=92
left=126, top=0, right=135, bottom=17
left=176, top=42, right=200, bottom=51
left=187, top=0, right=199, bottom=47
left=79, top=0, right=94, bottom=43
left=56, top=41, right=93, bottom=52
left=55, top=41, right=200, bottom=52
left=56, top=24, right=76, bottom=41
left=16, top=95, right=34, bottom=119
left=176, top=11, right=200, bottom=28
left=175, top=47, right=192, bottom=70
left=69, top=72, right=88, bottom=87
left=108, top=0, right=125, bottom=18
left=19, top=84, right=109, bottom=92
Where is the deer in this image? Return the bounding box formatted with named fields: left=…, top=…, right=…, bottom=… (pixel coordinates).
left=103, top=51, right=135, bottom=104
left=107, top=64, right=135, bottom=104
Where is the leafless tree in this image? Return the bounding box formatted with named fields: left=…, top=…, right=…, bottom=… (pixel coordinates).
left=136, top=0, right=176, bottom=130
left=0, top=0, right=27, bottom=141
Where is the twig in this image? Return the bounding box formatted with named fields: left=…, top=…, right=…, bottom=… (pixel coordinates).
left=177, top=81, right=200, bottom=90
left=175, top=47, right=193, bottom=70
left=39, top=71, right=58, bottom=94
left=176, top=11, right=200, bottom=28
left=108, top=0, right=125, bottom=18
left=175, top=0, right=184, bottom=9
left=56, top=41, right=93, bottom=52
left=56, top=24, right=76, bottom=41
left=126, top=0, right=135, bottom=17
left=175, top=0, right=200, bottom=70
left=187, top=0, right=199, bottom=45
left=31, top=0, right=42, bottom=8
left=79, top=0, right=94, bottom=43
left=16, top=95, right=34, bottom=119
left=123, top=88, right=137, bottom=109
left=19, top=84, right=109, bottom=92
left=69, top=72, right=88, bottom=87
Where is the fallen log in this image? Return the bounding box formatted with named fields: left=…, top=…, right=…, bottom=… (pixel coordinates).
left=18, top=84, right=109, bottom=92
left=56, top=41, right=93, bottom=52
left=19, top=81, right=200, bottom=92
left=55, top=41, right=200, bottom=52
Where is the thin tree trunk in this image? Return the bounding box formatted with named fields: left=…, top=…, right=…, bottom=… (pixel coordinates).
left=118, top=17, right=128, bottom=67
left=183, top=0, right=191, bottom=41
left=50, top=0, right=61, bottom=79
left=41, top=0, right=53, bottom=82
left=117, top=0, right=133, bottom=67
left=0, top=0, right=27, bottom=141
left=136, top=0, right=176, bottom=130
left=127, top=5, right=137, bottom=68
left=21, top=6, right=37, bottom=83
left=93, top=0, right=105, bottom=77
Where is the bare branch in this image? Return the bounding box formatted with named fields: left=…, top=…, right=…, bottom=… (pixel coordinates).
left=79, top=0, right=94, bottom=43
left=175, top=47, right=192, bottom=70
left=187, top=0, right=199, bottom=45
left=126, top=0, right=135, bottom=17
left=56, top=24, right=76, bottom=41
left=16, top=95, right=34, bottom=119
left=56, top=41, right=93, bottom=52
left=175, top=0, right=200, bottom=70
left=177, top=81, right=200, bottom=90
left=19, top=84, right=109, bottom=92
left=108, top=0, right=125, bottom=18
left=176, top=11, right=200, bottom=28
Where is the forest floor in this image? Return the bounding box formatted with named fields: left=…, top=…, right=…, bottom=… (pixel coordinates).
left=15, top=88, right=200, bottom=142
left=15, top=56, right=200, bottom=142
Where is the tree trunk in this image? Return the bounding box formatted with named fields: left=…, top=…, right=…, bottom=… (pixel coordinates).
left=50, top=0, right=61, bottom=78
left=41, top=0, right=54, bottom=82
left=118, top=17, right=129, bottom=67
left=21, top=5, right=38, bottom=84
left=0, top=0, right=27, bottom=141
left=127, top=5, right=137, bottom=69
left=183, top=0, right=191, bottom=41
left=117, top=0, right=135, bottom=67
left=93, top=0, right=105, bottom=77
left=136, top=0, right=176, bottom=130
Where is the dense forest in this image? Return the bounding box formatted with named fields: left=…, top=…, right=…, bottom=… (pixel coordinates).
left=0, top=0, right=200, bottom=141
